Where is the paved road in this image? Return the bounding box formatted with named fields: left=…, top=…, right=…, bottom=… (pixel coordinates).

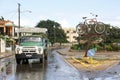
left=13, top=48, right=80, bottom=80
left=0, top=50, right=49, bottom=80
left=15, top=62, right=47, bottom=80
left=1, top=48, right=120, bottom=80
left=14, top=48, right=51, bottom=80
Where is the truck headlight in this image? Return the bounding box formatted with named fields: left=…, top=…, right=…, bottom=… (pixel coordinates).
left=38, top=48, right=41, bottom=52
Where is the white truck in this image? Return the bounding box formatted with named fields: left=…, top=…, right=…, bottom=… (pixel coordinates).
left=15, top=27, right=48, bottom=64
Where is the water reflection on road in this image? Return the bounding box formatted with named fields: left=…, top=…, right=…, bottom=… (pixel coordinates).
left=15, top=62, right=47, bottom=80
left=13, top=48, right=51, bottom=80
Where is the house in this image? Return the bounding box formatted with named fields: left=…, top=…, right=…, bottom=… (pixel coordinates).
left=64, top=28, right=78, bottom=43
left=0, top=19, right=15, bottom=37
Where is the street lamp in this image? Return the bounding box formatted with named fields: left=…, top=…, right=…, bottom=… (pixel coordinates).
left=21, top=10, right=32, bottom=13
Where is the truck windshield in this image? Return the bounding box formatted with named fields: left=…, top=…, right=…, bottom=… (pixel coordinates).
left=20, top=36, right=42, bottom=42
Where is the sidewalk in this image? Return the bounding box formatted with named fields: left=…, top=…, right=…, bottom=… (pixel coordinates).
left=0, top=51, right=15, bottom=59
left=0, top=51, right=16, bottom=80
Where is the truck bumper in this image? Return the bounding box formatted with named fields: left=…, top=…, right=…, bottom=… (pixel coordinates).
left=15, top=53, right=42, bottom=59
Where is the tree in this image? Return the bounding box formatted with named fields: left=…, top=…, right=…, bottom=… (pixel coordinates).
left=103, top=24, right=120, bottom=43
left=0, top=16, right=4, bottom=20
left=35, top=19, right=68, bottom=46
left=55, top=28, right=68, bottom=45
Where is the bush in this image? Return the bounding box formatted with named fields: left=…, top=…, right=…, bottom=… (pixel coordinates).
left=105, top=43, right=120, bottom=51
left=95, top=44, right=103, bottom=51
left=71, top=44, right=80, bottom=50
left=105, top=44, right=112, bottom=51
left=71, top=43, right=120, bottom=51
left=111, top=44, right=120, bottom=51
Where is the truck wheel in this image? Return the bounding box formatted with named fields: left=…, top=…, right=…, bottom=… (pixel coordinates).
left=44, top=55, right=48, bottom=60
left=40, top=54, right=45, bottom=63
left=40, top=58, right=43, bottom=63
left=16, top=59, right=21, bottom=64
left=44, top=50, right=48, bottom=60
left=22, top=59, right=29, bottom=64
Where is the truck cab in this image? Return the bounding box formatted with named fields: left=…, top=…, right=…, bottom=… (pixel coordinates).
left=15, top=35, right=48, bottom=64
left=15, top=27, right=48, bottom=64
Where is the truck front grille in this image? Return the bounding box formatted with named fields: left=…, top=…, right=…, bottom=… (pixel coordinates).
left=22, top=48, right=36, bottom=53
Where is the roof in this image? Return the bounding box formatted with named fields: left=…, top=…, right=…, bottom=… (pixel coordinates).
left=17, top=27, right=47, bottom=33
left=5, top=22, right=15, bottom=26
left=0, top=20, right=15, bottom=27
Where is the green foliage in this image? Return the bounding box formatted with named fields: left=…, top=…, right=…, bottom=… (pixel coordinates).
left=95, top=44, right=103, bottom=51
left=89, top=44, right=103, bottom=51
left=90, top=44, right=95, bottom=48
left=105, top=44, right=112, bottom=51
left=105, top=43, right=120, bottom=51
left=72, top=24, right=120, bottom=51
left=71, top=43, right=120, bottom=51
left=0, top=16, right=4, bottom=21
left=0, top=35, right=4, bottom=39
left=70, top=44, right=80, bottom=50
left=35, top=19, right=68, bottom=44
left=105, top=25, right=120, bottom=43
left=111, top=44, right=120, bottom=51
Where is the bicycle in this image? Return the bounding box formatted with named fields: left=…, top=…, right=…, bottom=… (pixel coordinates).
left=76, top=15, right=106, bottom=35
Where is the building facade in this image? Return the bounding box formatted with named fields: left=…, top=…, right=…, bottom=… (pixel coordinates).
left=0, top=20, right=15, bottom=37
left=64, top=28, right=78, bottom=43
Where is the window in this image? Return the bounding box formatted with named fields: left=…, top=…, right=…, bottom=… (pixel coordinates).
left=73, top=36, right=76, bottom=38
left=73, top=31, right=76, bottom=33
left=66, top=36, right=69, bottom=38
left=66, top=31, right=69, bottom=33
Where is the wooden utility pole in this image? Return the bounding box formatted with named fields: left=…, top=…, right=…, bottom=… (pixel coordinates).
left=18, top=3, right=20, bottom=38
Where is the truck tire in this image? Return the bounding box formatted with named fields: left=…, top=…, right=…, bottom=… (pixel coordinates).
left=16, top=59, right=21, bottom=64
left=45, top=55, right=47, bottom=60
left=40, top=54, right=44, bottom=63
left=22, top=59, right=29, bottom=64
left=40, top=58, right=43, bottom=63
left=44, top=50, right=48, bottom=60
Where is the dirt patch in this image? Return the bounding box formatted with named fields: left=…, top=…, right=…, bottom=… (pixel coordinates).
left=57, top=49, right=120, bottom=72
left=66, top=59, right=119, bottom=72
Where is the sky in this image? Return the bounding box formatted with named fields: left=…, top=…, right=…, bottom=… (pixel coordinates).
left=0, top=0, right=120, bottom=28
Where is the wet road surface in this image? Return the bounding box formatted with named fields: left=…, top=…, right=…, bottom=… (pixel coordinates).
left=14, top=49, right=80, bottom=80
left=15, top=62, right=47, bottom=80
left=3, top=48, right=120, bottom=80
left=13, top=49, right=52, bottom=80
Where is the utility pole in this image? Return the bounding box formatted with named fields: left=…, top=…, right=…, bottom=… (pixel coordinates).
left=18, top=3, right=20, bottom=38
left=54, top=25, right=56, bottom=45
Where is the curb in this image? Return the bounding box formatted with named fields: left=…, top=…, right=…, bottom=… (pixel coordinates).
left=56, top=50, right=120, bottom=71
left=56, top=50, right=80, bottom=73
